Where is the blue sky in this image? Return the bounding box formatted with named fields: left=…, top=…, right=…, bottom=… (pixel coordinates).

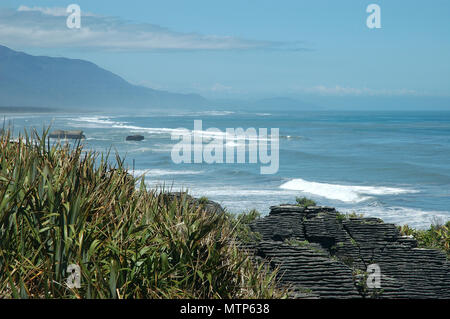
left=0, top=0, right=449, bottom=99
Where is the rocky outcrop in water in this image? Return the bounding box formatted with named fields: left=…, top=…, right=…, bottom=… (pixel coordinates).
left=49, top=130, right=85, bottom=139
left=247, top=205, right=450, bottom=299
left=126, top=135, right=144, bottom=141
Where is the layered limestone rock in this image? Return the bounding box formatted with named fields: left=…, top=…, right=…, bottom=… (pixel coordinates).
left=248, top=205, right=450, bottom=299
left=166, top=192, right=225, bottom=215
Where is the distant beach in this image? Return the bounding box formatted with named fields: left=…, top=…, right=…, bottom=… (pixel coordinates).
left=0, top=106, right=57, bottom=113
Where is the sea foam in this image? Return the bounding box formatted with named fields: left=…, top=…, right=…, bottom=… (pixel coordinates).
left=279, top=178, right=418, bottom=203
left=132, top=169, right=204, bottom=177
left=72, top=116, right=269, bottom=141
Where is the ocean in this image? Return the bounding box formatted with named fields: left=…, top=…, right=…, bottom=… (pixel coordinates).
left=3, top=110, right=450, bottom=229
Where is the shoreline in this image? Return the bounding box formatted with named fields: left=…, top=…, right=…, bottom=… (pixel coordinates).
left=0, top=131, right=448, bottom=299
left=2, top=114, right=449, bottom=230
left=0, top=106, right=59, bottom=113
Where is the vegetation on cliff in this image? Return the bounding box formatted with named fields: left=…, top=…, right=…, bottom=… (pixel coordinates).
left=0, top=129, right=284, bottom=299
left=1, top=127, right=447, bottom=299
left=295, top=197, right=316, bottom=208
left=399, top=220, right=450, bottom=258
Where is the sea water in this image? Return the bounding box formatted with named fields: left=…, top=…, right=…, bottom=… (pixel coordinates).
left=3, top=110, right=450, bottom=229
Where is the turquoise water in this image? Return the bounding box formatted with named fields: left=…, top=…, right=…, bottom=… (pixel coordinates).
left=4, top=110, right=450, bottom=228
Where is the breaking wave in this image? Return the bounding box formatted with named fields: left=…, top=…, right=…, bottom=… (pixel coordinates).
left=279, top=178, right=418, bottom=203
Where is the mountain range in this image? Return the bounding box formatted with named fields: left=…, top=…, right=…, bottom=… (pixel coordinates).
left=0, top=45, right=324, bottom=112
left=0, top=45, right=209, bottom=110
left=3, top=45, right=444, bottom=112
left=0, top=45, right=322, bottom=112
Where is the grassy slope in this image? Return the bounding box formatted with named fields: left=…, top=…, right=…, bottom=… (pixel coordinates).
left=0, top=129, right=284, bottom=299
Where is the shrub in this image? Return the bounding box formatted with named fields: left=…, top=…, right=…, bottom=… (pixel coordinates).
left=295, top=197, right=316, bottom=208
left=0, top=129, right=285, bottom=299
left=336, top=211, right=364, bottom=221
left=198, top=196, right=209, bottom=205
left=398, top=221, right=450, bottom=258
left=227, top=209, right=262, bottom=244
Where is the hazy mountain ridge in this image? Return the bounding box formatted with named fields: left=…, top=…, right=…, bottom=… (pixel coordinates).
left=1, top=45, right=448, bottom=112
left=0, top=45, right=208, bottom=110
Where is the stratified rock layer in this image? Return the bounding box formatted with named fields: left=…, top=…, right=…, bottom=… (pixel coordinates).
left=248, top=205, right=450, bottom=299
left=166, top=192, right=225, bottom=215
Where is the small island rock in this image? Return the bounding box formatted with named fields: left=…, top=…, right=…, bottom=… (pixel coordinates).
left=126, top=135, right=144, bottom=141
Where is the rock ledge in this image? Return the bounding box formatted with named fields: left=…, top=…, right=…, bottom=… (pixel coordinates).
left=247, top=205, right=449, bottom=299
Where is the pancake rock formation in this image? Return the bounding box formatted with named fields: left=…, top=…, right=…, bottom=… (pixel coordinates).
left=245, top=205, right=450, bottom=299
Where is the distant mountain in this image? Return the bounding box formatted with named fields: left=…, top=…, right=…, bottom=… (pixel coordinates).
left=0, top=45, right=208, bottom=110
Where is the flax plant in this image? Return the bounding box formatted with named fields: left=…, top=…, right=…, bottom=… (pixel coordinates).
left=0, top=128, right=285, bottom=299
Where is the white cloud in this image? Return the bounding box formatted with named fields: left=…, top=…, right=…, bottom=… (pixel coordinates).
left=211, top=83, right=233, bottom=92
left=298, top=85, right=419, bottom=96
left=17, top=5, right=67, bottom=16
left=17, top=5, right=96, bottom=17
left=0, top=6, right=289, bottom=51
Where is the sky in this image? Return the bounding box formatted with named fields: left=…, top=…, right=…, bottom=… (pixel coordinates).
left=0, top=0, right=449, bottom=100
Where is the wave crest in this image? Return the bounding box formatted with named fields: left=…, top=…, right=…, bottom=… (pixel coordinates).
left=279, top=178, right=418, bottom=203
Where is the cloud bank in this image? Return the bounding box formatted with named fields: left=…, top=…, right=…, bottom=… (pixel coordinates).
left=0, top=6, right=297, bottom=51
left=297, top=85, right=420, bottom=97
left=17, top=5, right=96, bottom=17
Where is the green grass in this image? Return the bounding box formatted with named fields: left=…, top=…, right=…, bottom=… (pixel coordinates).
left=197, top=196, right=209, bottom=205
left=295, top=197, right=316, bottom=208
left=0, top=129, right=285, bottom=299
left=398, top=220, right=450, bottom=258
left=336, top=211, right=364, bottom=221
left=284, top=239, right=310, bottom=248
left=226, top=209, right=262, bottom=244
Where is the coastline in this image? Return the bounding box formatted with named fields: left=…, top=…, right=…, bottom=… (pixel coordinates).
left=0, top=106, right=58, bottom=113
left=0, top=130, right=449, bottom=299
left=247, top=204, right=450, bottom=298
left=3, top=110, right=450, bottom=229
